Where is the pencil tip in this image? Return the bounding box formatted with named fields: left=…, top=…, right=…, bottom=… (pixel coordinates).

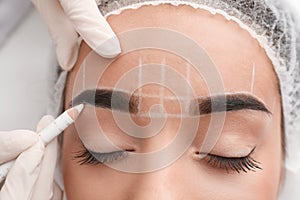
left=67, top=104, right=85, bottom=120
left=74, top=104, right=85, bottom=113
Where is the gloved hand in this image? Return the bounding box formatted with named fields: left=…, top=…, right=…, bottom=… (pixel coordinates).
left=0, top=116, right=62, bottom=200
left=31, top=0, right=121, bottom=71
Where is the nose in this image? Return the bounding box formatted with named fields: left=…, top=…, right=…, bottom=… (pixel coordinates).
left=129, top=167, right=181, bottom=200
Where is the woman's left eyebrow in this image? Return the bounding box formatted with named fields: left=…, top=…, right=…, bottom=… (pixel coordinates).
left=194, top=93, right=272, bottom=115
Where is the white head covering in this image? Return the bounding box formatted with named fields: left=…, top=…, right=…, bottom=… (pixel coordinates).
left=49, top=0, right=300, bottom=198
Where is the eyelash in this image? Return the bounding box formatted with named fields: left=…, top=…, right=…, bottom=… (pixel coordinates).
left=200, top=148, right=262, bottom=173
left=73, top=148, right=262, bottom=174
left=73, top=149, right=127, bottom=165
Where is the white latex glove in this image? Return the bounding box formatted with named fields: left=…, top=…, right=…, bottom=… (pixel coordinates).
left=31, top=0, right=121, bottom=71
left=0, top=116, right=62, bottom=200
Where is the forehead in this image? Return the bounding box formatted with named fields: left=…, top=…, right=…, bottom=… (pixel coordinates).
left=66, top=4, right=279, bottom=108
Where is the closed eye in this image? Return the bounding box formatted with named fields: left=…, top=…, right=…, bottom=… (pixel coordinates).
left=198, top=147, right=262, bottom=173
left=73, top=149, right=128, bottom=165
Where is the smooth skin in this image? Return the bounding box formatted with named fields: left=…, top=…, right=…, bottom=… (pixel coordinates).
left=63, top=4, right=283, bottom=200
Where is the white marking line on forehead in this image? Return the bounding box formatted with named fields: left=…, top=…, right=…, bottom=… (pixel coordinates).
left=87, top=87, right=192, bottom=101
left=251, top=63, right=256, bottom=93
left=93, top=86, right=192, bottom=100
left=138, top=56, right=143, bottom=113
left=185, top=62, right=191, bottom=114
left=136, top=112, right=190, bottom=118
left=160, top=58, right=166, bottom=114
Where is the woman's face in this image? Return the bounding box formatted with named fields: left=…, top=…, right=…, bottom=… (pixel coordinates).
left=63, top=4, right=283, bottom=200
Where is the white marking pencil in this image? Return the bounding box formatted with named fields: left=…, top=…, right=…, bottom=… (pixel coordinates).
left=0, top=104, right=84, bottom=183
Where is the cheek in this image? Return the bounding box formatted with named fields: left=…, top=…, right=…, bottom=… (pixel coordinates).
left=61, top=126, right=99, bottom=200
left=239, top=110, right=282, bottom=199
left=256, top=122, right=282, bottom=198
left=62, top=126, right=135, bottom=200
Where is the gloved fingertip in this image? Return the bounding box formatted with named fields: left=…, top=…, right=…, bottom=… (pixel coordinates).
left=56, top=41, right=80, bottom=71
left=4, top=130, right=39, bottom=150
left=93, top=36, right=122, bottom=59
left=0, top=131, right=39, bottom=165
left=36, top=115, right=55, bottom=132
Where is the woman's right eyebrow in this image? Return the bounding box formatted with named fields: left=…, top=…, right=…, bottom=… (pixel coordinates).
left=70, top=89, right=139, bottom=113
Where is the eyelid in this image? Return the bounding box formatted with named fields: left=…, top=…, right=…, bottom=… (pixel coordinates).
left=206, top=147, right=256, bottom=159
left=198, top=145, right=256, bottom=159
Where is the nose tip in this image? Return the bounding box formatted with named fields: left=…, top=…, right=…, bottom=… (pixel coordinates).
left=129, top=169, right=178, bottom=200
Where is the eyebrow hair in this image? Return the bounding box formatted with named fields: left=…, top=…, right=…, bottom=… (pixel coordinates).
left=195, top=93, right=272, bottom=115
left=71, top=89, right=271, bottom=115
left=70, top=89, right=139, bottom=113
